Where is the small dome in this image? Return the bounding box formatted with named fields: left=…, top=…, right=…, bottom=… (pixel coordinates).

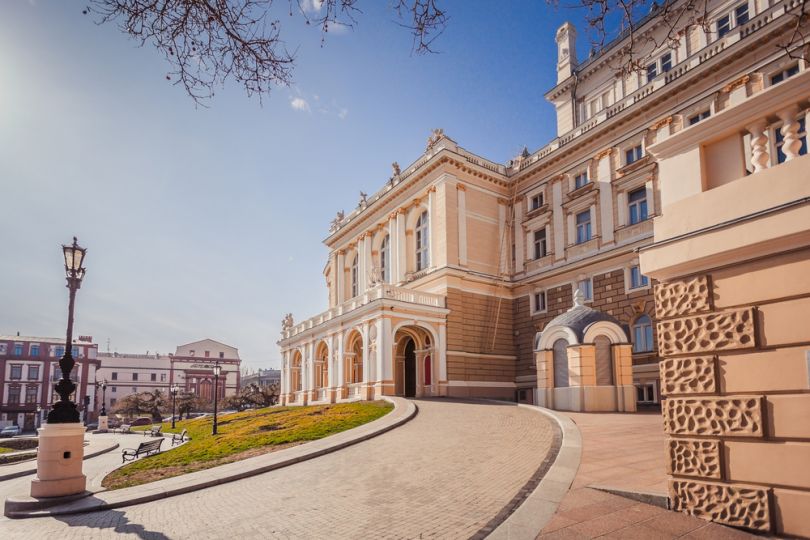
left=535, top=289, right=628, bottom=349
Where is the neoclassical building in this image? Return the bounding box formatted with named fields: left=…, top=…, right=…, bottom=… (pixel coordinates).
left=280, top=0, right=807, bottom=403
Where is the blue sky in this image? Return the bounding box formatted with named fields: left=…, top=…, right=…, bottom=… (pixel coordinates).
left=0, top=0, right=592, bottom=370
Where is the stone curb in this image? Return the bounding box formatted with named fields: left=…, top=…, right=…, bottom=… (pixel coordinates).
left=4, top=396, right=416, bottom=519
left=486, top=403, right=582, bottom=540
left=0, top=440, right=120, bottom=482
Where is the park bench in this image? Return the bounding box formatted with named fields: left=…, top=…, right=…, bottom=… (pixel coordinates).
left=171, top=429, right=188, bottom=446
left=144, top=425, right=163, bottom=438
left=121, top=438, right=163, bottom=463
left=116, top=424, right=132, bottom=434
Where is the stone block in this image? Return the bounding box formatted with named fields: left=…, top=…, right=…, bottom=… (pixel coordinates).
left=654, top=275, right=712, bottom=319
left=656, top=308, right=756, bottom=357
left=660, top=356, right=716, bottom=396
left=669, top=479, right=770, bottom=532
left=663, top=396, right=763, bottom=437
left=667, top=438, right=722, bottom=479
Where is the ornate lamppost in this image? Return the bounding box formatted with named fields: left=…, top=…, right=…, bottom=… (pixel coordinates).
left=170, top=384, right=179, bottom=430
left=212, top=361, right=221, bottom=435
left=97, top=380, right=108, bottom=416
left=49, top=237, right=87, bottom=424
left=29, top=237, right=89, bottom=498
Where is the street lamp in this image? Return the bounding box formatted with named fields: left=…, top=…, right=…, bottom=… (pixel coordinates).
left=170, top=384, right=179, bottom=429
left=97, top=379, right=108, bottom=417
left=212, top=361, right=221, bottom=435
left=49, top=237, right=87, bottom=424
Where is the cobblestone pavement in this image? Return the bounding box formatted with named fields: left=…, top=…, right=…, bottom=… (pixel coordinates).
left=0, top=399, right=556, bottom=539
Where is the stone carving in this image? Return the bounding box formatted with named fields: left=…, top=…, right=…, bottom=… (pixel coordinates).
left=329, top=210, right=345, bottom=232
left=359, top=191, right=368, bottom=208
left=670, top=480, right=770, bottom=532
left=654, top=276, right=712, bottom=319
left=666, top=439, right=721, bottom=478
left=391, top=161, right=401, bottom=177
left=281, top=313, right=294, bottom=332
left=660, top=356, right=716, bottom=395
left=663, top=397, right=763, bottom=437
left=426, top=128, right=445, bottom=151
left=656, top=308, right=755, bottom=357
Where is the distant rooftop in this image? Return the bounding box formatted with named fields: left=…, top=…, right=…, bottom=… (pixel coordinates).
left=0, top=335, right=97, bottom=345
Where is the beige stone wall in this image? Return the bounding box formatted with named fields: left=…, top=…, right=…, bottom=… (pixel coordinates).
left=656, top=252, right=810, bottom=538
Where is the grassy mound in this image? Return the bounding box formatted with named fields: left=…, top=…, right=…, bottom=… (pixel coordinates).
left=102, top=401, right=392, bottom=490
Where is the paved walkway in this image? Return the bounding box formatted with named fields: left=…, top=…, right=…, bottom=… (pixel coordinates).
left=538, top=411, right=757, bottom=539
left=0, top=399, right=556, bottom=539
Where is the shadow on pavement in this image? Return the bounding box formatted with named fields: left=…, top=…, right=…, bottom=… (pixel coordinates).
left=54, top=505, right=169, bottom=540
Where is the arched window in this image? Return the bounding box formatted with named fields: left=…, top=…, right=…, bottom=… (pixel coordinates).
left=351, top=254, right=358, bottom=297
left=594, top=335, right=614, bottom=386
left=633, top=315, right=655, bottom=353
left=416, top=210, right=430, bottom=271
left=380, top=235, right=390, bottom=283
left=553, top=339, right=569, bottom=388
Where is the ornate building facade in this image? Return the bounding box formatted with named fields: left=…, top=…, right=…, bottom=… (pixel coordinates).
left=280, top=1, right=809, bottom=533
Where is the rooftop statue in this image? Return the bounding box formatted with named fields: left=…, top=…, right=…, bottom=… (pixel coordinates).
left=359, top=191, right=368, bottom=208
left=391, top=161, right=401, bottom=177
left=426, top=128, right=445, bottom=151
left=281, top=313, right=295, bottom=332
left=329, top=210, right=345, bottom=232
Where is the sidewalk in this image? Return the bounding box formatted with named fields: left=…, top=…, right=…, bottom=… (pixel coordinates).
left=537, top=411, right=757, bottom=539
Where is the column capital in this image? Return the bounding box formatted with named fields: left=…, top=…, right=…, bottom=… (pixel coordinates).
left=650, top=116, right=673, bottom=131
left=427, top=185, right=437, bottom=194
left=456, top=183, right=467, bottom=191
left=594, top=147, right=614, bottom=161
left=721, top=74, right=750, bottom=93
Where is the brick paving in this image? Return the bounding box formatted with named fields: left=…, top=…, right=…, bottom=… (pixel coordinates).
left=536, top=411, right=758, bottom=539
left=0, top=399, right=556, bottom=539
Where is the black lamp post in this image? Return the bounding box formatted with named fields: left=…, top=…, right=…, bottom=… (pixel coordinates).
left=98, top=379, right=108, bottom=417
left=170, top=384, right=179, bottom=430
left=48, top=237, right=87, bottom=424
left=212, top=361, right=221, bottom=435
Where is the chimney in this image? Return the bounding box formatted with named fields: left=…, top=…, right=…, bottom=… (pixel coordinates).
left=556, top=22, right=578, bottom=84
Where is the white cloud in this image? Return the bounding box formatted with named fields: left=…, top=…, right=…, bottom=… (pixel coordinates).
left=300, top=0, right=323, bottom=13
left=338, top=108, right=349, bottom=120
left=290, top=97, right=310, bottom=113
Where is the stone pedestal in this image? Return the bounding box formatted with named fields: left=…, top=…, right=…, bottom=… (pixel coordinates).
left=98, top=415, right=108, bottom=432
left=30, top=423, right=86, bottom=498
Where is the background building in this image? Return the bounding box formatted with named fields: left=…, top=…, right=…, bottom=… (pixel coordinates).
left=0, top=334, right=100, bottom=430
left=241, top=368, right=280, bottom=389
left=96, top=351, right=172, bottom=412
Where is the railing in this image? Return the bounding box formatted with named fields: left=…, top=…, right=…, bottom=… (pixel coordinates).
left=281, top=283, right=446, bottom=340
left=317, top=388, right=328, bottom=402
left=348, top=383, right=362, bottom=398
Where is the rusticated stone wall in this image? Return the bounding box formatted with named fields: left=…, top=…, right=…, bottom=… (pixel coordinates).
left=657, top=264, right=810, bottom=538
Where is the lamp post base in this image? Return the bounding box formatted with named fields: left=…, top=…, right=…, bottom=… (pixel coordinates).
left=98, top=415, right=109, bottom=432
left=30, top=423, right=86, bottom=498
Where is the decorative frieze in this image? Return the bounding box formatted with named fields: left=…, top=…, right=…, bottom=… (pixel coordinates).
left=669, top=479, right=770, bottom=532
left=657, top=308, right=755, bottom=356
left=663, top=397, right=763, bottom=437
left=666, top=439, right=721, bottom=478
left=660, top=356, right=716, bottom=395
left=654, top=275, right=712, bottom=319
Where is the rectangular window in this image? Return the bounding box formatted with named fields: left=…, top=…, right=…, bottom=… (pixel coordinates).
left=636, top=384, right=656, bottom=403
left=14, top=344, right=23, bottom=356
left=735, top=3, right=749, bottom=25
left=151, top=373, right=157, bottom=382
left=646, top=62, right=657, bottom=82
left=630, top=266, right=650, bottom=289
left=533, top=229, right=547, bottom=259
left=27, top=365, right=39, bottom=380
left=10, top=365, right=22, bottom=380
left=689, top=110, right=711, bottom=125
left=205, top=350, right=210, bottom=358
left=578, top=279, right=593, bottom=301
left=530, top=193, right=544, bottom=210
left=660, top=52, right=672, bottom=73
left=533, top=291, right=547, bottom=312
left=771, top=64, right=800, bottom=85
left=717, top=14, right=731, bottom=37
left=774, top=118, right=807, bottom=164
left=111, top=372, right=118, bottom=381
left=72, top=346, right=79, bottom=358
left=8, top=386, right=21, bottom=404
left=160, top=373, right=167, bottom=382
left=25, top=386, right=38, bottom=404
left=625, top=145, right=643, bottom=165
left=574, top=172, right=588, bottom=190
left=576, top=210, right=592, bottom=244
left=111, top=386, right=117, bottom=393
left=189, top=350, right=196, bottom=357
left=30, top=345, right=40, bottom=357
left=132, top=373, right=138, bottom=381
left=0, top=344, right=6, bottom=355
left=219, top=352, right=225, bottom=359
left=55, top=346, right=65, bottom=358
left=628, top=188, right=649, bottom=225
left=110, top=398, right=117, bottom=406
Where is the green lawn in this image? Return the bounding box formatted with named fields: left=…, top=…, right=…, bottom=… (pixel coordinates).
left=0, top=447, right=12, bottom=454
left=102, top=401, right=392, bottom=490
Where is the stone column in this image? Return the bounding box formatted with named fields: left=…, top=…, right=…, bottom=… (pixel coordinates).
left=498, top=199, right=508, bottom=274
left=374, top=318, right=386, bottom=397
left=427, top=187, right=435, bottom=269
left=396, top=210, right=406, bottom=283
left=357, top=237, right=367, bottom=294
left=388, top=214, right=398, bottom=283
left=361, top=322, right=371, bottom=399
left=437, top=323, right=448, bottom=397
left=552, top=179, right=565, bottom=260
left=336, top=250, right=345, bottom=304
left=363, top=233, right=373, bottom=290
left=336, top=332, right=345, bottom=399
left=457, top=184, right=468, bottom=266
left=596, top=150, right=615, bottom=244
left=514, top=196, right=524, bottom=272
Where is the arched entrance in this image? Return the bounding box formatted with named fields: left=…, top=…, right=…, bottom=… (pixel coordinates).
left=393, top=324, right=435, bottom=398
